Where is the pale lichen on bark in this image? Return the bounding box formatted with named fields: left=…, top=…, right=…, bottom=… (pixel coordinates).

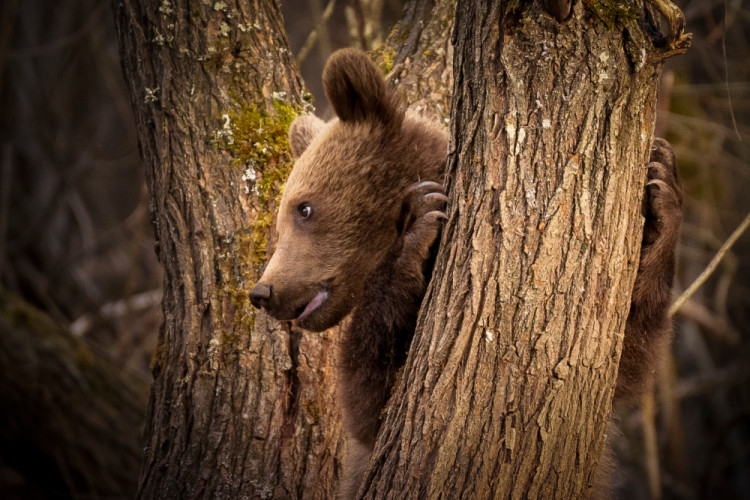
left=114, top=0, right=342, bottom=498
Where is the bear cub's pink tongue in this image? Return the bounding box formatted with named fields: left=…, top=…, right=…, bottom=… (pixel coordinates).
left=297, top=291, right=328, bottom=321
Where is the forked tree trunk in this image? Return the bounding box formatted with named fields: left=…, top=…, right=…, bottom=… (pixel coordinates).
left=362, top=1, right=688, bottom=498
left=112, top=1, right=343, bottom=497
left=114, top=0, right=690, bottom=497
left=112, top=0, right=460, bottom=497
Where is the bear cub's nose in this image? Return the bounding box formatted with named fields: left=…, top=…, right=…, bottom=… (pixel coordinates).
left=249, top=283, right=272, bottom=309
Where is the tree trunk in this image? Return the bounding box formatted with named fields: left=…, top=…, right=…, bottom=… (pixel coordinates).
left=362, top=1, right=688, bottom=498
left=382, top=0, right=455, bottom=122
left=112, top=1, right=342, bottom=497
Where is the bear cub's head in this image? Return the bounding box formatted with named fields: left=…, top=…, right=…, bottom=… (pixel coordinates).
left=249, top=48, right=446, bottom=331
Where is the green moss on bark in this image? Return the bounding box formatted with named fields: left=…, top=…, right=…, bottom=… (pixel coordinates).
left=583, top=0, right=639, bottom=29
left=212, top=98, right=301, bottom=339
left=373, top=46, right=397, bottom=75
left=215, top=98, right=299, bottom=168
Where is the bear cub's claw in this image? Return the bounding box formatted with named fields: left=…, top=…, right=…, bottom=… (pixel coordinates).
left=641, top=138, right=682, bottom=249
left=397, top=181, right=448, bottom=272
left=401, top=181, right=448, bottom=225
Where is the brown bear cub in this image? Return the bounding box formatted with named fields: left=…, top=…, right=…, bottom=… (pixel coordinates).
left=250, top=48, right=682, bottom=498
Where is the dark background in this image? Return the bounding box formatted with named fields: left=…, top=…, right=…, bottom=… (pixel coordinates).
left=0, top=1, right=748, bottom=498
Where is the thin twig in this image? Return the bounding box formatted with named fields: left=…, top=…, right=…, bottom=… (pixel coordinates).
left=6, top=0, right=106, bottom=59
left=675, top=297, right=740, bottom=345
left=349, top=0, right=368, bottom=50
left=675, top=362, right=750, bottom=400
left=70, top=288, right=162, bottom=336
left=722, top=0, right=742, bottom=141
left=296, top=0, right=337, bottom=65
left=670, top=211, right=750, bottom=317
left=657, top=351, right=690, bottom=490
left=642, top=389, right=662, bottom=500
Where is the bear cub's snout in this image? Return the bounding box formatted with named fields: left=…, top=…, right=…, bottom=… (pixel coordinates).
left=248, top=283, right=272, bottom=309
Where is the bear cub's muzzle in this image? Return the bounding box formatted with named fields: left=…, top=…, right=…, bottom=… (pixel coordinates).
left=249, top=283, right=272, bottom=309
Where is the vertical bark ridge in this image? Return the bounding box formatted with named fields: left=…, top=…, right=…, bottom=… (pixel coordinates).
left=364, top=2, right=665, bottom=498
left=383, top=0, right=456, bottom=122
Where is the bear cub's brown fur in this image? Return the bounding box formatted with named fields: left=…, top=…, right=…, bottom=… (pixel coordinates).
left=250, top=49, right=682, bottom=498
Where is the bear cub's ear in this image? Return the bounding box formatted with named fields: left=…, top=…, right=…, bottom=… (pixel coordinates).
left=289, top=114, right=325, bottom=157
left=322, top=48, right=404, bottom=132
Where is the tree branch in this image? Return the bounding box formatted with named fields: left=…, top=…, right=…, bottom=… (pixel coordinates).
left=670, top=211, right=750, bottom=317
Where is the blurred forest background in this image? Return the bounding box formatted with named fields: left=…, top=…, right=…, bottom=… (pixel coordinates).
left=0, top=0, right=748, bottom=498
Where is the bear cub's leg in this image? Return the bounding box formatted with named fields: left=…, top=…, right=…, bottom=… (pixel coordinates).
left=337, top=181, right=446, bottom=498
left=616, top=137, right=683, bottom=403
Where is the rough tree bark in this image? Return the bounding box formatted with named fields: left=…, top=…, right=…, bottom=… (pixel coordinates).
left=362, top=1, right=689, bottom=498
left=381, top=0, right=455, bottom=122
left=112, top=1, right=343, bottom=497
left=113, top=0, right=690, bottom=497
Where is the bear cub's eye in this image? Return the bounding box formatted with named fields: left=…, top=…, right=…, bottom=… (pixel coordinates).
left=298, top=203, right=313, bottom=220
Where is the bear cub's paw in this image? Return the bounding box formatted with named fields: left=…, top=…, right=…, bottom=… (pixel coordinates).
left=396, top=181, right=448, bottom=274
left=642, top=138, right=683, bottom=254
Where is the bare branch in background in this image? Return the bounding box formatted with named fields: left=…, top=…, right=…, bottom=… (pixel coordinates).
left=642, top=390, right=663, bottom=500
left=722, top=0, right=742, bottom=141
left=70, top=288, right=162, bottom=337
left=348, top=0, right=368, bottom=49
left=670, top=211, right=750, bottom=316
left=675, top=297, right=740, bottom=345
left=296, top=0, right=337, bottom=65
